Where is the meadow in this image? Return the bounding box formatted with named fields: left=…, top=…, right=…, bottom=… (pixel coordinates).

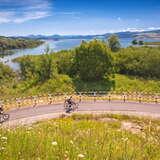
left=0, top=114, right=160, bottom=160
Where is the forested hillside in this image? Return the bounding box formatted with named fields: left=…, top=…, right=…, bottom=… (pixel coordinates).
left=0, top=36, right=44, bottom=52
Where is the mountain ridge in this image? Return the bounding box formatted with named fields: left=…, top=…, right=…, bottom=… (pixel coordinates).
left=8, top=29, right=160, bottom=40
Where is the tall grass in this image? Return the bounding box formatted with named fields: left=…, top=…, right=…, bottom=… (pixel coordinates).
left=0, top=114, right=160, bottom=159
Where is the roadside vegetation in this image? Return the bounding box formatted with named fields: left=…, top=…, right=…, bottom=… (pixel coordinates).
left=0, top=114, right=160, bottom=159
left=114, top=74, right=160, bottom=93
left=0, top=36, right=160, bottom=99
left=115, top=46, right=160, bottom=79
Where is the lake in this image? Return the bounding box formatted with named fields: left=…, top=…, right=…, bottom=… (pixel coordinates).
left=0, top=37, right=159, bottom=70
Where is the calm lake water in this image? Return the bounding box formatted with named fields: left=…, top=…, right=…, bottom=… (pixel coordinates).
left=0, top=37, right=159, bottom=70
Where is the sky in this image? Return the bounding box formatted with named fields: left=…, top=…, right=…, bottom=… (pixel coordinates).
left=0, top=0, right=160, bottom=36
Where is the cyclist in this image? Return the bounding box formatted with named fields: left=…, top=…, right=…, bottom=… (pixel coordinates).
left=65, top=96, right=76, bottom=113
left=0, top=105, right=3, bottom=114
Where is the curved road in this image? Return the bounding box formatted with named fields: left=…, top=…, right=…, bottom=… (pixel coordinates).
left=2, top=101, right=160, bottom=126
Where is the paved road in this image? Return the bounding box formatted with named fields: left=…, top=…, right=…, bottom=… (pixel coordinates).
left=7, top=101, right=160, bottom=118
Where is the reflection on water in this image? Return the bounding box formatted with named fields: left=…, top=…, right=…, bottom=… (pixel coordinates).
left=0, top=38, right=159, bottom=70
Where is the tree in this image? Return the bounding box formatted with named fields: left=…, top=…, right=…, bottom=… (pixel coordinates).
left=132, top=39, right=138, bottom=45
left=18, top=54, right=57, bottom=83
left=53, top=50, right=75, bottom=76
left=107, top=35, right=121, bottom=52
left=37, top=54, right=57, bottom=82
left=139, top=40, right=144, bottom=45
left=115, top=47, right=160, bottom=79
left=0, top=62, right=15, bottom=84
left=44, top=44, right=53, bottom=54
left=74, top=40, right=114, bottom=81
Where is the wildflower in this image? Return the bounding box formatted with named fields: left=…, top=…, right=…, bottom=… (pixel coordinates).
left=117, top=129, right=121, bottom=132
left=1, top=137, right=7, bottom=141
left=121, top=137, right=128, bottom=142
left=64, top=153, right=68, bottom=158
left=0, top=147, right=5, bottom=151
left=78, top=154, right=85, bottom=158
left=52, top=141, right=58, bottom=146
left=70, top=140, right=74, bottom=145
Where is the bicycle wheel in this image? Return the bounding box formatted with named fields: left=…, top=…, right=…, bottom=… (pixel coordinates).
left=0, top=114, right=5, bottom=123
left=3, top=114, right=9, bottom=121
left=73, top=103, right=78, bottom=111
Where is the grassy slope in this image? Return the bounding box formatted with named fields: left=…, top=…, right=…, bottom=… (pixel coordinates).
left=0, top=74, right=160, bottom=100
left=0, top=114, right=160, bottom=159
left=114, top=74, right=160, bottom=93
left=144, top=42, right=160, bottom=45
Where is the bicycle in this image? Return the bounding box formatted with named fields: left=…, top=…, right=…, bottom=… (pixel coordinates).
left=64, top=101, right=79, bottom=113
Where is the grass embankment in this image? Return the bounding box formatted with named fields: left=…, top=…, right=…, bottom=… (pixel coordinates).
left=144, top=42, right=160, bottom=46
left=73, top=74, right=160, bottom=93
left=1, top=74, right=160, bottom=100
left=0, top=114, right=160, bottom=159
left=114, top=74, right=160, bottom=93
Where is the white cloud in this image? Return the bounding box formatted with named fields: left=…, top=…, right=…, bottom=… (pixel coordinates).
left=55, top=11, right=81, bottom=15
left=147, top=27, right=160, bottom=30
left=0, top=11, right=14, bottom=23
left=0, top=0, right=51, bottom=23
left=13, top=11, right=50, bottom=23
left=53, top=11, right=82, bottom=20
left=122, top=28, right=145, bottom=32
left=119, top=27, right=160, bottom=33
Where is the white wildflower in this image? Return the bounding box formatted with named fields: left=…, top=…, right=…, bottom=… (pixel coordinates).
left=70, top=140, right=74, bottom=144
left=121, top=137, right=128, bottom=142
left=78, top=154, right=85, bottom=158
left=1, top=137, right=7, bottom=141
left=52, top=141, right=58, bottom=146
left=0, top=147, right=5, bottom=150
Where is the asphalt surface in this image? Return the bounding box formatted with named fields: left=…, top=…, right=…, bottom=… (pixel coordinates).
left=6, top=101, right=160, bottom=121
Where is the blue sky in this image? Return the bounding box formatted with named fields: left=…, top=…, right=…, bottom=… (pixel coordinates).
left=0, top=0, right=160, bottom=36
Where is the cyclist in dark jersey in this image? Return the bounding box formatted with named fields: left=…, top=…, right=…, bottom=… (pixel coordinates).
left=65, top=96, right=76, bottom=113
left=0, top=106, right=3, bottom=114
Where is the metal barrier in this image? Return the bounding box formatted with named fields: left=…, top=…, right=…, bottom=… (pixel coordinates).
left=0, top=91, right=160, bottom=111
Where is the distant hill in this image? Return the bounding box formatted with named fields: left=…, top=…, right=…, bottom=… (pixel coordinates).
left=0, top=37, right=43, bottom=53
left=105, top=30, right=160, bottom=39
left=9, top=29, right=160, bottom=40
left=134, top=30, right=160, bottom=39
